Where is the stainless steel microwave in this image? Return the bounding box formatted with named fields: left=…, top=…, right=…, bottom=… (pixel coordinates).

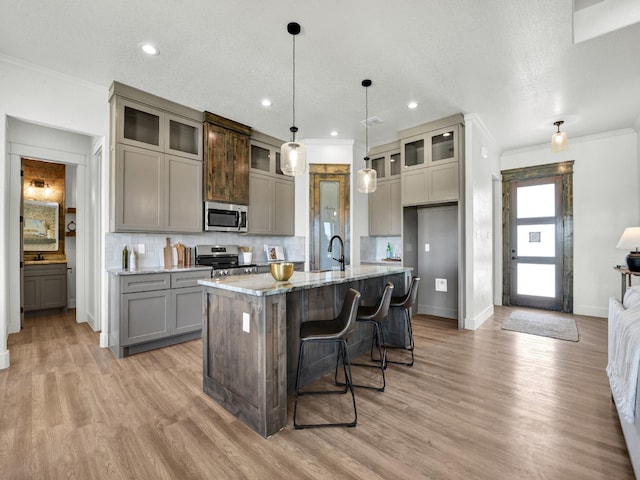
left=204, top=201, right=248, bottom=232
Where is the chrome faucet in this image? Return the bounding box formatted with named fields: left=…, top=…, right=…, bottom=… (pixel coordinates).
left=328, top=235, right=345, bottom=271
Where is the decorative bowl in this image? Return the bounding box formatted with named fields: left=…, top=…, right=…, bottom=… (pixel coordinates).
left=270, top=262, right=294, bottom=281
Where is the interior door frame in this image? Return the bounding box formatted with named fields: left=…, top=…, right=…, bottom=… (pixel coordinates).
left=308, top=164, right=351, bottom=271
left=501, top=161, right=574, bottom=312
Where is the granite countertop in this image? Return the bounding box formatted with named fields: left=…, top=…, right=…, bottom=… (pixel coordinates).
left=107, top=265, right=213, bottom=276
left=198, top=264, right=411, bottom=297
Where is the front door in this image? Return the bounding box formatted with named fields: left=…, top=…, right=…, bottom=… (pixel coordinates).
left=502, top=161, right=574, bottom=312
left=508, top=176, right=564, bottom=310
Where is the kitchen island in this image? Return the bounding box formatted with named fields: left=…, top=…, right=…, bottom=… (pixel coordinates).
left=198, top=264, right=412, bottom=437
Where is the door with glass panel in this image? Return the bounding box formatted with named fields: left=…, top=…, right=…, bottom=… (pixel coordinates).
left=509, top=176, right=563, bottom=310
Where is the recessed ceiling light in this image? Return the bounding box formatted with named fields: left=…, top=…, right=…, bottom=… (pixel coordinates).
left=141, top=43, right=159, bottom=56
left=330, top=130, right=338, bottom=136
left=408, top=101, right=418, bottom=109
left=261, top=99, right=272, bottom=107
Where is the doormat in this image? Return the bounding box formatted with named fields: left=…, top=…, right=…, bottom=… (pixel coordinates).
left=501, top=311, right=579, bottom=342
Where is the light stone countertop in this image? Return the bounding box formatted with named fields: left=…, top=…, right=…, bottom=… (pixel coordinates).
left=198, top=264, right=411, bottom=297
left=107, top=265, right=213, bottom=276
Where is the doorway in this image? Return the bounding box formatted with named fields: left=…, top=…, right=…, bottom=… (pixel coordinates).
left=309, top=164, right=350, bottom=271
left=502, top=162, right=574, bottom=312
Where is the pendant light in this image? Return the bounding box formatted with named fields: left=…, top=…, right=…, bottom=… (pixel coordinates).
left=281, top=22, right=306, bottom=176
left=551, top=120, right=568, bottom=152
left=357, top=79, right=377, bottom=193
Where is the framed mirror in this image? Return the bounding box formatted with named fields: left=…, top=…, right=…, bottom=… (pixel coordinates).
left=24, top=200, right=59, bottom=251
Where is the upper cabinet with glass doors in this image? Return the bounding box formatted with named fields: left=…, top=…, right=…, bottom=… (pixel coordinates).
left=399, top=114, right=463, bottom=206
left=401, top=124, right=458, bottom=170
left=367, top=141, right=401, bottom=236
left=114, top=91, right=202, bottom=162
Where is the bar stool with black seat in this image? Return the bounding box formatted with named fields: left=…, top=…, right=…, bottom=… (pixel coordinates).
left=293, top=288, right=361, bottom=429
left=350, top=282, right=394, bottom=392
left=386, top=276, right=420, bottom=367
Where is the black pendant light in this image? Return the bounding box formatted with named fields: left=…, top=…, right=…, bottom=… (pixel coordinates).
left=281, top=22, right=306, bottom=176
left=357, top=79, right=377, bottom=193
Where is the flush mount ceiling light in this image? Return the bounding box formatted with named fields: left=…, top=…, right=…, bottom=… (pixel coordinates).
left=357, top=79, right=377, bottom=194
left=551, top=120, right=568, bottom=152
left=261, top=99, right=272, bottom=107
left=408, top=101, right=418, bottom=109
left=141, top=43, right=159, bottom=56
left=280, top=22, right=306, bottom=176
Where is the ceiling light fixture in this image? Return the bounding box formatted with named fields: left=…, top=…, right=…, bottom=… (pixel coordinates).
left=357, top=79, right=377, bottom=194
left=408, top=101, right=418, bottom=109
left=280, top=22, right=306, bottom=176
left=261, top=99, right=272, bottom=107
left=141, top=43, right=159, bottom=56
left=330, top=130, right=338, bottom=137
left=551, top=120, right=568, bottom=152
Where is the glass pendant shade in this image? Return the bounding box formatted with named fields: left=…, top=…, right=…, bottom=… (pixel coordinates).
left=357, top=166, right=377, bottom=193
left=551, top=121, right=568, bottom=152
left=280, top=141, right=307, bottom=176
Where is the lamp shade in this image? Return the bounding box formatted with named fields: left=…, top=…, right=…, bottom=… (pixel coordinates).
left=551, top=120, right=568, bottom=152
left=551, top=131, right=568, bottom=152
left=280, top=141, right=306, bottom=176
left=617, top=227, right=640, bottom=271
left=357, top=167, right=377, bottom=193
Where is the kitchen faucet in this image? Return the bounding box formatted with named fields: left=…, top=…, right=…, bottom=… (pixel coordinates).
left=328, top=235, right=345, bottom=271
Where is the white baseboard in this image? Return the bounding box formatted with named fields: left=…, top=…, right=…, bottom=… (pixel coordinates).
left=573, top=305, right=607, bottom=318
left=100, top=332, right=109, bottom=348
left=0, top=349, right=10, bottom=369
left=465, top=304, right=494, bottom=330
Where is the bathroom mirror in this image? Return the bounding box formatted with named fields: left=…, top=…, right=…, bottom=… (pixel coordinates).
left=24, top=200, right=59, bottom=251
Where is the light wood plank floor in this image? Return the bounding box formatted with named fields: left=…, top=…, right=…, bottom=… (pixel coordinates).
left=0, top=307, right=633, bottom=479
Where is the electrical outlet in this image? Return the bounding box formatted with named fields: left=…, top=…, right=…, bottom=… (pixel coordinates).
left=243, top=312, right=250, bottom=333
left=137, top=243, right=145, bottom=254
left=424, top=243, right=430, bottom=252
left=435, top=278, right=447, bottom=292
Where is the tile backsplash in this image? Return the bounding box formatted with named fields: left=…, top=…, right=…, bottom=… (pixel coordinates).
left=106, top=232, right=305, bottom=269
left=360, top=236, right=402, bottom=262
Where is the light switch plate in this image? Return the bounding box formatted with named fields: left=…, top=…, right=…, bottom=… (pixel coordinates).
left=137, top=243, right=145, bottom=254
left=424, top=243, right=430, bottom=252
left=242, top=312, right=250, bottom=333
left=435, top=278, right=447, bottom=292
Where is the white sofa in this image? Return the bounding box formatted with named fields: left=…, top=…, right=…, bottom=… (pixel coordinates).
left=608, top=286, right=640, bottom=477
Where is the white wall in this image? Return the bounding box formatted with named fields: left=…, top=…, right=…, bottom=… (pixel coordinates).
left=501, top=129, right=639, bottom=317
left=464, top=115, right=501, bottom=329
left=293, top=139, right=357, bottom=267
left=0, top=56, right=109, bottom=368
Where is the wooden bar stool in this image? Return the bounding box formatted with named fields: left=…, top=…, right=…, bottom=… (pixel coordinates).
left=386, top=276, right=420, bottom=367
left=293, top=288, right=361, bottom=429
left=350, top=282, right=394, bottom=392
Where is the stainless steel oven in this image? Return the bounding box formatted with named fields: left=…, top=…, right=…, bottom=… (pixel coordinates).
left=204, top=201, right=248, bottom=232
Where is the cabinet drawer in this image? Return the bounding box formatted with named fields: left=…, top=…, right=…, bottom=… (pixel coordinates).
left=24, top=263, right=67, bottom=277
left=171, top=270, right=210, bottom=288
left=120, top=273, right=170, bottom=293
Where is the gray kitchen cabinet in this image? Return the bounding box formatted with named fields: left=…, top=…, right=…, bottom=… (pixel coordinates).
left=166, top=154, right=203, bottom=232
left=110, top=81, right=203, bottom=233
left=400, top=115, right=463, bottom=206
left=23, top=263, right=68, bottom=313
left=248, top=132, right=294, bottom=236
left=368, top=142, right=401, bottom=236
left=109, top=270, right=207, bottom=358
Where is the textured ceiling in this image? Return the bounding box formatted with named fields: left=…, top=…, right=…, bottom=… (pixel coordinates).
left=1, top=0, right=639, bottom=152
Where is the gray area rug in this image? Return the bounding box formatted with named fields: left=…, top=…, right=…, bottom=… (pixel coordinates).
left=502, top=311, right=579, bottom=342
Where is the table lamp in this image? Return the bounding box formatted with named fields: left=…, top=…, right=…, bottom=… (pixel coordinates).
left=616, top=227, right=640, bottom=272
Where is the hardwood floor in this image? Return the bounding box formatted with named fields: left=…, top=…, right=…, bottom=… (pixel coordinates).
left=0, top=307, right=633, bottom=479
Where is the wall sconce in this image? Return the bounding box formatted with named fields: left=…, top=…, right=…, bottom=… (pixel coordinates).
left=27, top=179, right=51, bottom=197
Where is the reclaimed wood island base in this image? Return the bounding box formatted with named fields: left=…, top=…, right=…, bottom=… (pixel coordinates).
left=198, top=265, right=411, bottom=437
